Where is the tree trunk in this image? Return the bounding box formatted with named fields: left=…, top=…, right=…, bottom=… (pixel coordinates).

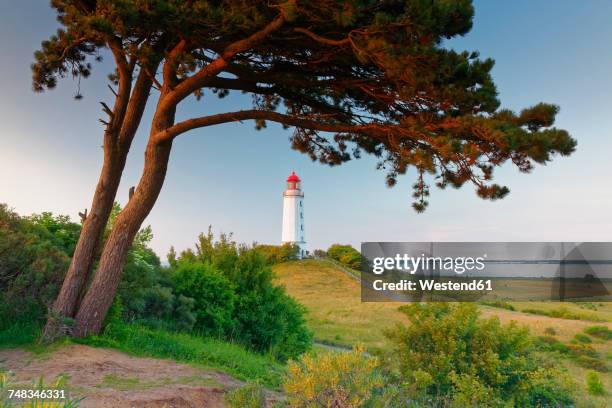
left=42, top=70, right=156, bottom=341
left=72, top=131, right=174, bottom=337
left=41, top=139, right=127, bottom=340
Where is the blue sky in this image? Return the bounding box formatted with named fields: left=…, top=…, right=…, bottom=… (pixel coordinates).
left=1, top=1, right=612, bottom=257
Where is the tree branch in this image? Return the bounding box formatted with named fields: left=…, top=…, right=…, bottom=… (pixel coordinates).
left=154, top=110, right=376, bottom=143
left=118, top=58, right=162, bottom=145
left=204, top=77, right=352, bottom=120
left=162, top=38, right=187, bottom=89
left=107, top=36, right=132, bottom=133
left=293, top=28, right=350, bottom=46
left=161, top=12, right=286, bottom=108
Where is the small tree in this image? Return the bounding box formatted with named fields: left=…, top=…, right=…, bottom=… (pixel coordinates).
left=34, top=1, right=576, bottom=336
left=327, top=244, right=361, bottom=269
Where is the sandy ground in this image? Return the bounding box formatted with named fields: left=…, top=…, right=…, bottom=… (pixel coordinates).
left=0, top=344, right=278, bottom=408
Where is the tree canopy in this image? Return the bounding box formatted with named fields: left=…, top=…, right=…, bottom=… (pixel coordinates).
left=33, top=0, right=576, bottom=211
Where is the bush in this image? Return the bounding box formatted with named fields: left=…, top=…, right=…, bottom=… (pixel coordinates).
left=225, top=249, right=312, bottom=361
left=586, top=370, right=605, bottom=396
left=521, top=306, right=605, bottom=322
left=480, top=300, right=515, bottom=311
left=0, top=204, right=79, bottom=326
left=172, top=229, right=312, bottom=360
left=576, top=356, right=608, bottom=372
left=533, top=335, right=561, bottom=352
left=449, top=372, right=501, bottom=407
left=567, top=343, right=597, bottom=358
left=385, top=303, right=575, bottom=406
left=255, top=243, right=299, bottom=264
left=226, top=382, right=266, bottom=408
left=550, top=342, right=571, bottom=355
left=172, top=262, right=236, bottom=337
left=574, top=333, right=592, bottom=344
left=519, top=368, right=575, bottom=407
left=584, top=325, right=612, bottom=340
left=327, top=244, right=361, bottom=269
left=284, top=346, right=384, bottom=407
left=544, top=327, right=557, bottom=336
left=312, top=249, right=326, bottom=258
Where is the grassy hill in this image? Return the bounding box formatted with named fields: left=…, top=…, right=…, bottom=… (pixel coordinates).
left=274, top=259, right=612, bottom=406
left=274, top=259, right=406, bottom=350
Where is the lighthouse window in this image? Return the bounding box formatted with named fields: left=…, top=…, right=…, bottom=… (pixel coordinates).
left=301, top=225, right=303, bottom=231
left=300, top=212, right=303, bottom=219
left=300, top=201, right=302, bottom=207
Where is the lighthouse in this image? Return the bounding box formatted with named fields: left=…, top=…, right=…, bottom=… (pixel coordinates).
left=282, top=171, right=306, bottom=258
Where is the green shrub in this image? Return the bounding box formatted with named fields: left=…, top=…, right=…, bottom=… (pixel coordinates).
left=536, top=335, right=558, bottom=345
left=521, top=306, right=605, bottom=322
left=226, top=382, right=266, bottom=408
left=255, top=243, right=299, bottom=264
left=480, top=300, right=515, bottom=311
left=327, top=244, right=361, bottom=269
left=544, top=327, right=557, bottom=336
left=584, top=325, right=612, bottom=340
left=0, top=321, right=41, bottom=348
left=568, top=343, right=597, bottom=358
left=385, top=303, right=575, bottom=405
left=0, top=205, right=79, bottom=326
left=226, top=249, right=311, bottom=361
left=533, top=335, right=561, bottom=352
left=312, top=249, right=326, bottom=258
left=586, top=370, right=605, bottom=396
left=550, top=341, right=572, bottom=354
left=0, top=202, right=194, bottom=336
left=172, top=262, right=236, bottom=337
left=449, top=372, right=501, bottom=407
left=574, top=333, right=592, bottom=344
left=550, top=342, right=571, bottom=354
left=576, top=356, right=608, bottom=372
left=518, top=368, right=575, bottom=407
left=284, top=345, right=384, bottom=407
left=173, top=229, right=312, bottom=360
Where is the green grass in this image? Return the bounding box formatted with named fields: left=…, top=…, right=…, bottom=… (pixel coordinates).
left=479, top=300, right=515, bottom=311
left=98, top=373, right=219, bottom=391
left=521, top=306, right=607, bottom=322
left=0, top=320, right=284, bottom=389
left=75, top=323, right=284, bottom=388
left=0, top=320, right=41, bottom=347
left=273, top=259, right=407, bottom=351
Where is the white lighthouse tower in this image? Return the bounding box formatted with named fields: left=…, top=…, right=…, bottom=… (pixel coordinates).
left=282, top=171, right=306, bottom=258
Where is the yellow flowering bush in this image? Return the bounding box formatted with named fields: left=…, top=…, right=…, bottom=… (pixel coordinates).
left=284, top=345, right=384, bottom=407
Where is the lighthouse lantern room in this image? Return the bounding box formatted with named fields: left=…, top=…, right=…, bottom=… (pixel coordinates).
left=282, top=171, right=306, bottom=258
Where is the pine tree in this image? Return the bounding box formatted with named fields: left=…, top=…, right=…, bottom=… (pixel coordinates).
left=33, top=0, right=576, bottom=337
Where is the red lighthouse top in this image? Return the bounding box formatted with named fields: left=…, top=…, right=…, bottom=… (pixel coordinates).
left=287, top=171, right=300, bottom=182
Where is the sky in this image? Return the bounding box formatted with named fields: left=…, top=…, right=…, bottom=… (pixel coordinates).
left=1, top=1, right=612, bottom=258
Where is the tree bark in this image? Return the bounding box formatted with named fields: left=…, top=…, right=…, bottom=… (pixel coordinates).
left=42, top=68, right=156, bottom=341
left=72, top=112, right=175, bottom=337
left=42, top=142, right=126, bottom=339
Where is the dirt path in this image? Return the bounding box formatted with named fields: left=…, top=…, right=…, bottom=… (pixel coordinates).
left=0, top=344, right=277, bottom=407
